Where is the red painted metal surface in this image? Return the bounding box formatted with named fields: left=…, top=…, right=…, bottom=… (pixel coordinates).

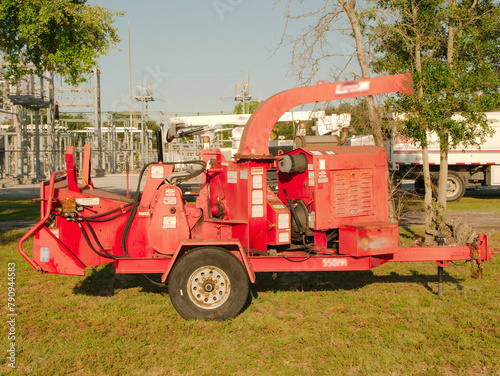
left=235, top=73, right=413, bottom=159
left=277, top=146, right=390, bottom=230
left=114, top=257, right=171, bottom=274
left=18, top=170, right=66, bottom=272
left=338, top=222, right=399, bottom=257
left=147, top=185, right=192, bottom=254
left=81, top=144, right=93, bottom=188
left=248, top=233, right=492, bottom=272
left=33, top=227, right=85, bottom=276
left=65, top=146, right=79, bottom=192
left=266, top=189, right=291, bottom=245
left=159, top=239, right=256, bottom=283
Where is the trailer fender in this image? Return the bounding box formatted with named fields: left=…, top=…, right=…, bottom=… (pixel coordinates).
left=161, top=239, right=255, bottom=284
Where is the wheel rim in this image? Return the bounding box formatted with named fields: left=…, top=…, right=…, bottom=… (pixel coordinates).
left=187, top=266, right=231, bottom=310
left=446, top=177, right=460, bottom=197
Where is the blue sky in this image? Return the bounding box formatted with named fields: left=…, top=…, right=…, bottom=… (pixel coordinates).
left=88, top=1, right=354, bottom=115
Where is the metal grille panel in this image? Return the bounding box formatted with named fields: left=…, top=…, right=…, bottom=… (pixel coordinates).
left=331, top=169, right=374, bottom=217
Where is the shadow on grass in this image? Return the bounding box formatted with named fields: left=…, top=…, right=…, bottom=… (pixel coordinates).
left=250, top=268, right=464, bottom=298
left=0, top=228, right=29, bottom=245
left=0, top=199, right=40, bottom=221
left=399, top=226, right=422, bottom=243
left=73, top=262, right=464, bottom=302
left=73, top=263, right=167, bottom=297
left=464, top=187, right=500, bottom=199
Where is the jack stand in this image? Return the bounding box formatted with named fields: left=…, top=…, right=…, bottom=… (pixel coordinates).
left=438, top=265, right=444, bottom=297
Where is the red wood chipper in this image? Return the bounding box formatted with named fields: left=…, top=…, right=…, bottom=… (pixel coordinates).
left=18, top=73, right=495, bottom=320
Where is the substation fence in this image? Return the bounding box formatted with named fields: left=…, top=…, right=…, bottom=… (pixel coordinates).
left=0, top=133, right=157, bottom=181
left=0, top=132, right=230, bottom=183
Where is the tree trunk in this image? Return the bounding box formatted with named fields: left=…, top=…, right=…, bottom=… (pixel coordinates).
left=341, top=0, right=394, bottom=221
left=340, top=0, right=383, bottom=147
left=366, top=95, right=383, bottom=147
left=422, top=146, right=435, bottom=244
left=434, top=0, right=456, bottom=232
left=409, top=1, right=436, bottom=243
left=437, top=135, right=449, bottom=233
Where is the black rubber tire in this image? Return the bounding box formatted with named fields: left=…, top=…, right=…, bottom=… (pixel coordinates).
left=431, top=171, right=466, bottom=202
left=167, top=247, right=249, bottom=320
left=414, top=176, right=425, bottom=197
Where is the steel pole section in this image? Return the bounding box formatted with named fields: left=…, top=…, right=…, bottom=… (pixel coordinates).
left=21, top=107, right=29, bottom=180
left=438, top=265, right=444, bottom=297
left=93, top=68, right=102, bottom=171
left=34, top=109, right=41, bottom=179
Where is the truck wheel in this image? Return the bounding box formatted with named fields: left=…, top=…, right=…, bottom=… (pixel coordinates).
left=432, top=171, right=466, bottom=202
left=414, top=176, right=425, bottom=197
left=167, top=247, right=249, bottom=320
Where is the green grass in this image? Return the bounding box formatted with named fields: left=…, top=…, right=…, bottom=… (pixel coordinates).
left=0, top=199, right=40, bottom=221
left=2, top=224, right=500, bottom=375
left=448, top=195, right=500, bottom=212
left=397, top=191, right=500, bottom=213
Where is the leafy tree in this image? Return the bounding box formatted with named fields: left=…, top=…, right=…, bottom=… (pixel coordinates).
left=233, top=101, right=262, bottom=114
left=0, top=0, right=122, bottom=85
left=234, top=100, right=313, bottom=140
left=61, top=112, right=89, bottom=131
left=270, top=120, right=315, bottom=140
left=325, top=101, right=372, bottom=136
left=271, top=122, right=295, bottom=140
left=373, top=0, right=500, bottom=241
left=147, top=120, right=159, bottom=132
left=275, top=1, right=385, bottom=146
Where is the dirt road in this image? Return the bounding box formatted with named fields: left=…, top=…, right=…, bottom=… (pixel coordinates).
left=400, top=210, right=500, bottom=231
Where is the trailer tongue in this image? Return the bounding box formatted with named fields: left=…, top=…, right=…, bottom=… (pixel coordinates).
left=18, top=73, right=495, bottom=320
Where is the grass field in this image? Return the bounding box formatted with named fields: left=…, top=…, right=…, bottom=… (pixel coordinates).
left=1, top=198, right=500, bottom=375
left=0, top=199, right=40, bottom=221
left=397, top=191, right=500, bottom=214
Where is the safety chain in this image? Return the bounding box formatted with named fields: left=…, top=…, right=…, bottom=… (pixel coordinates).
left=468, top=240, right=483, bottom=279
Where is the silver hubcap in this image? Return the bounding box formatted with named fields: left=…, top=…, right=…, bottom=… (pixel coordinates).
left=187, top=266, right=230, bottom=309
left=446, top=178, right=459, bottom=197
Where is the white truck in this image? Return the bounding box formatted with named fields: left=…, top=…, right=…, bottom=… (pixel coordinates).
left=388, top=112, right=500, bottom=201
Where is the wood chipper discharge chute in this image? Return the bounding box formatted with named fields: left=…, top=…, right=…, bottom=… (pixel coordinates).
left=18, top=73, right=496, bottom=320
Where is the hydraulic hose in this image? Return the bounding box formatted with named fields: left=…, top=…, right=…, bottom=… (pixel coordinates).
left=282, top=188, right=314, bottom=250
left=76, top=215, right=128, bottom=259
left=84, top=203, right=133, bottom=220
left=85, top=207, right=132, bottom=222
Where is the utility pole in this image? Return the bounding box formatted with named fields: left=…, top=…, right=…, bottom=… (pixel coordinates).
left=135, top=75, right=154, bottom=167
left=128, top=22, right=133, bottom=170
left=93, top=67, right=103, bottom=173
left=234, top=71, right=251, bottom=114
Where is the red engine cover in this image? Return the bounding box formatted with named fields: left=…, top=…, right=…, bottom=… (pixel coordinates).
left=278, top=145, right=389, bottom=230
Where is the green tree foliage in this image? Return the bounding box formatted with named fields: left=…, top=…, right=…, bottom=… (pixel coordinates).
left=0, top=0, right=122, bottom=85
left=326, top=101, right=372, bottom=136
left=276, top=1, right=386, bottom=146
left=61, top=113, right=89, bottom=131
left=146, top=120, right=159, bottom=133
left=374, top=0, right=500, bottom=150
left=270, top=121, right=315, bottom=140
left=271, top=122, right=295, bottom=140
left=373, top=0, right=500, bottom=239
left=233, top=101, right=262, bottom=114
